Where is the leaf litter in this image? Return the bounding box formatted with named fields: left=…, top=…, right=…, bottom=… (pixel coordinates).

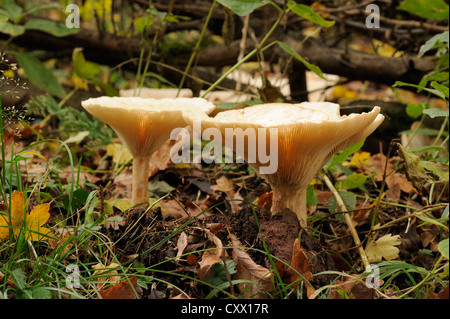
left=3, top=118, right=448, bottom=300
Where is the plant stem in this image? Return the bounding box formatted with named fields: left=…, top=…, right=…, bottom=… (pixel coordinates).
left=178, top=0, right=217, bottom=96
left=398, top=255, right=445, bottom=299
left=322, top=174, right=370, bottom=270
left=201, top=8, right=286, bottom=97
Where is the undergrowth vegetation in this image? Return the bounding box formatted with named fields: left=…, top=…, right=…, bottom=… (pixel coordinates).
left=0, top=0, right=448, bottom=300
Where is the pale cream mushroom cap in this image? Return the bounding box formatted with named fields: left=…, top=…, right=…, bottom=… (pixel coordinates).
left=82, top=96, right=216, bottom=158
left=183, top=102, right=384, bottom=226
left=82, top=96, right=216, bottom=208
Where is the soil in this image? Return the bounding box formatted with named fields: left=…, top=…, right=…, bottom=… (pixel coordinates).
left=110, top=203, right=339, bottom=298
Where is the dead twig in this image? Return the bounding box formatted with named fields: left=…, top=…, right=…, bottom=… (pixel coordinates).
left=322, top=173, right=370, bottom=270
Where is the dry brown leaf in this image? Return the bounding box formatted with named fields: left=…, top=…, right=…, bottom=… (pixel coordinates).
left=257, top=192, right=273, bottom=210
left=92, top=262, right=121, bottom=289
left=159, top=199, right=189, bottom=218
left=328, top=275, right=374, bottom=299
left=211, top=176, right=243, bottom=213
left=211, top=176, right=234, bottom=193
left=365, top=234, right=402, bottom=261
left=198, top=232, right=223, bottom=281
left=369, top=153, right=415, bottom=202
left=284, top=238, right=315, bottom=298
left=48, top=228, right=75, bottom=253
left=231, top=234, right=274, bottom=298
left=98, top=277, right=141, bottom=299
left=176, top=232, right=188, bottom=260
left=185, top=200, right=209, bottom=217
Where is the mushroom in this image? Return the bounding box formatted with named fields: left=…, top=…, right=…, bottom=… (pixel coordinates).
left=183, top=102, right=384, bottom=227
left=81, top=96, right=216, bottom=208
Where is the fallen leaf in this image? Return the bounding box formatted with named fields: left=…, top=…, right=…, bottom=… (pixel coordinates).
left=98, top=276, right=141, bottom=299
left=48, top=228, right=75, bottom=254
left=176, top=232, right=188, bottom=260
left=198, top=232, right=223, bottom=281
left=0, top=191, right=52, bottom=242
left=284, top=238, right=315, bottom=298
left=92, top=262, right=121, bottom=289
left=365, top=234, right=402, bottom=261
left=159, top=199, right=188, bottom=218
left=257, top=192, right=273, bottom=210
left=328, top=275, right=374, bottom=299
left=106, top=143, right=133, bottom=165
left=231, top=234, right=273, bottom=298
left=211, top=176, right=234, bottom=193
left=370, top=153, right=416, bottom=202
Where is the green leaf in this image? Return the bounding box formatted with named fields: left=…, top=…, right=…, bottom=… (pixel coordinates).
left=393, top=81, right=446, bottom=99
left=438, top=238, right=449, bottom=259
left=430, top=81, right=449, bottom=99
left=398, top=0, right=449, bottom=20
left=72, top=48, right=103, bottom=80
left=419, top=31, right=449, bottom=56
left=0, top=0, right=23, bottom=23
left=420, top=160, right=449, bottom=183
left=409, top=146, right=445, bottom=153
left=306, top=184, right=319, bottom=207
left=275, top=40, right=325, bottom=80
left=24, top=18, right=79, bottom=37
left=0, top=15, right=8, bottom=22
left=14, top=52, right=66, bottom=98
left=287, top=1, right=335, bottom=27
left=422, top=108, right=449, bottom=118
left=442, top=205, right=449, bottom=219
left=217, top=0, right=269, bottom=16
left=335, top=173, right=367, bottom=190
left=0, top=20, right=25, bottom=36
left=10, top=268, right=26, bottom=290
left=328, top=191, right=356, bottom=213
left=91, top=79, right=119, bottom=96
left=418, top=72, right=449, bottom=89
left=417, top=214, right=448, bottom=229
left=205, top=259, right=237, bottom=287
left=133, top=16, right=154, bottom=33
left=323, top=140, right=365, bottom=171
left=406, top=103, right=425, bottom=119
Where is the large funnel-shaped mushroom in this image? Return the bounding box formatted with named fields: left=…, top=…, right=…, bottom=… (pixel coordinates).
left=82, top=96, right=215, bottom=208
left=183, top=102, right=384, bottom=227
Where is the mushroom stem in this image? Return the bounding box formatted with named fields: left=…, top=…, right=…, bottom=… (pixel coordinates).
left=131, top=155, right=150, bottom=208
left=271, top=188, right=308, bottom=228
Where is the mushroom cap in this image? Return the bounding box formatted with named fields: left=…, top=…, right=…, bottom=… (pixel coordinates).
left=183, top=102, right=384, bottom=191
left=82, top=96, right=215, bottom=157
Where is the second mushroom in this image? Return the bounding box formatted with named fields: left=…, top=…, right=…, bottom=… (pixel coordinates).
left=82, top=96, right=216, bottom=208
left=183, top=102, right=384, bottom=227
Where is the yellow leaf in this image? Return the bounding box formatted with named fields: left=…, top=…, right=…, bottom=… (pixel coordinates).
left=92, top=262, right=121, bottom=289
left=0, top=191, right=26, bottom=242
left=106, top=143, right=133, bottom=165
left=0, top=213, right=10, bottom=242
left=23, top=203, right=51, bottom=241
left=365, top=234, right=401, bottom=261
left=11, top=191, right=25, bottom=225
left=349, top=151, right=371, bottom=167
left=1, top=191, right=53, bottom=242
